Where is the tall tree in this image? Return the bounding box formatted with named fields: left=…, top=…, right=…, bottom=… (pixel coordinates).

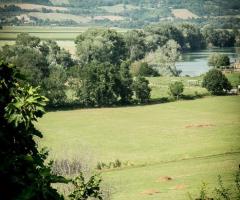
left=118, top=60, right=133, bottom=104
left=133, top=76, right=151, bottom=103
left=124, top=30, right=147, bottom=62
left=78, top=61, right=119, bottom=107
left=75, top=29, right=127, bottom=66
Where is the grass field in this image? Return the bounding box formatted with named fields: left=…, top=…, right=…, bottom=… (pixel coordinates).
left=37, top=96, right=240, bottom=200
left=148, top=76, right=208, bottom=100
left=0, top=26, right=129, bottom=41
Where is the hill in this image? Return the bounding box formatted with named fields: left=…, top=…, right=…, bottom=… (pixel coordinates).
left=0, top=0, right=240, bottom=28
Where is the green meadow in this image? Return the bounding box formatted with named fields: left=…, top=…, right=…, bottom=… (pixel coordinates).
left=37, top=96, right=240, bottom=200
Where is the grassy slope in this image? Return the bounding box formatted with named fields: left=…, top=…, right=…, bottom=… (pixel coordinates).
left=37, top=96, right=240, bottom=200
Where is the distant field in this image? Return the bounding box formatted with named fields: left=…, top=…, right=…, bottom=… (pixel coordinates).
left=27, top=12, right=91, bottom=23
left=172, top=9, right=199, bottom=19
left=0, top=3, right=68, bottom=11
left=100, top=4, right=139, bottom=14
left=50, top=0, right=69, bottom=6
left=0, top=25, right=128, bottom=54
left=37, top=96, right=240, bottom=200
left=0, top=26, right=128, bottom=41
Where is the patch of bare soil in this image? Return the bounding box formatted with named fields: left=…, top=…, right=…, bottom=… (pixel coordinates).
left=174, top=184, right=186, bottom=190
left=185, top=124, right=215, bottom=128
left=141, top=189, right=160, bottom=195
left=156, top=176, right=173, bottom=182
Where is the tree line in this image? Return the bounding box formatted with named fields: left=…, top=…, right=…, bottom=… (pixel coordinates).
left=0, top=24, right=239, bottom=107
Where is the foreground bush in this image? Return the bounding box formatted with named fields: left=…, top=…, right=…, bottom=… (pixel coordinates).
left=0, top=62, right=104, bottom=200
left=202, top=69, right=232, bottom=95
left=0, top=62, right=66, bottom=199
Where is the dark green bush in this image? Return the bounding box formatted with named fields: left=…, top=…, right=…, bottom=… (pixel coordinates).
left=202, top=69, right=232, bottom=95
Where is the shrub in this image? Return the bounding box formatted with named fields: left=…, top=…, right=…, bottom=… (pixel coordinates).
left=169, top=81, right=184, bottom=100
left=69, top=172, right=103, bottom=200
left=208, top=53, right=230, bottom=68
left=202, top=69, right=232, bottom=95
left=133, top=76, right=151, bottom=103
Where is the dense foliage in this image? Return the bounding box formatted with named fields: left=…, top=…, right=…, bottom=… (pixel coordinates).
left=69, top=172, right=102, bottom=200
left=0, top=33, right=74, bottom=107
left=133, top=76, right=151, bottom=103
left=0, top=24, right=237, bottom=108
left=0, top=61, right=66, bottom=200
left=202, top=69, right=232, bottom=95
left=0, top=61, right=106, bottom=200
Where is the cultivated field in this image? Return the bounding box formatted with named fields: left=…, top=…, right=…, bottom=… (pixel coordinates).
left=172, top=9, right=199, bottom=19
left=37, top=96, right=240, bottom=200
left=26, top=12, right=91, bottom=23
left=0, top=26, right=129, bottom=41
left=100, top=4, right=139, bottom=14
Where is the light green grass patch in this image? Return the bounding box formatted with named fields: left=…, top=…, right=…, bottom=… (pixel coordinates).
left=37, top=96, right=240, bottom=199
left=148, top=76, right=208, bottom=99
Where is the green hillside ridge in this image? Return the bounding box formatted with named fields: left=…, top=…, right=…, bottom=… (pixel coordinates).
left=1, top=0, right=240, bottom=28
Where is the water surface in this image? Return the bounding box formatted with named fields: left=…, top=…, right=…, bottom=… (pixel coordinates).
left=176, top=47, right=240, bottom=76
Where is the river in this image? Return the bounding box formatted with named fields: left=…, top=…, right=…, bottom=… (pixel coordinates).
left=176, top=47, right=240, bottom=76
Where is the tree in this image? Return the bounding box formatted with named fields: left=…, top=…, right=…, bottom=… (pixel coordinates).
left=78, top=61, right=119, bottom=107
left=42, top=65, right=67, bottom=107
left=179, top=24, right=205, bottom=50
left=169, top=81, right=184, bottom=100
left=145, top=40, right=181, bottom=76
left=202, top=69, right=232, bottom=95
left=0, top=35, right=75, bottom=107
left=0, top=45, right=49, bottom=87
left=118, top=61, right=134, bottom=104
left=0, top=62, right=66, bottom=200
left=75, top=29, right=127, bottom=66
left=133, top=76, right=151, bottom=103
left=124, top=30, right=147, bottom=62
left=208, top=53, right=230, bottom=68
left=16, top=33, right=41, bottom=48
left=144, top=24, right=184, bottom=51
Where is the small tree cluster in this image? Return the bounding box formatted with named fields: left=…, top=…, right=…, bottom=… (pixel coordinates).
left=202, top=69, right=232, bottom=95
left=208, top=53, right=230, bottom=69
